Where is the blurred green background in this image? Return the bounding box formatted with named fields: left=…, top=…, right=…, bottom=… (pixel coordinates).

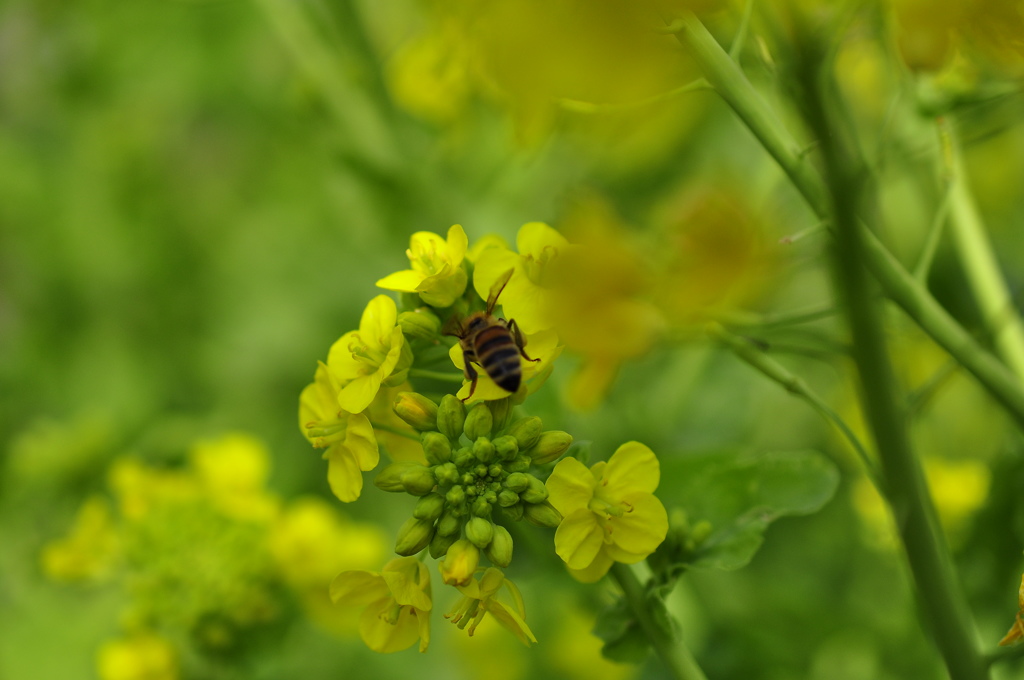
left=3, top=0, right=1024, bottom=679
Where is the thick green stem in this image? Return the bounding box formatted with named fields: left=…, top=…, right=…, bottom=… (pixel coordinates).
left=944, top=122, right=1024, bottom=380
left=409, top=368, right=465, bottom=383
left=609, top=563, right=709, bottom=680
left=673, top=12, right=1024, bottom=432
left=800, top=32, right=986, bottom=680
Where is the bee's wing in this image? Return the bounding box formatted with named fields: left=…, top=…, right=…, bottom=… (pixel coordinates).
left=485, top=268, right=515, bottom=315
left=441, top=312, right=466, bottom=338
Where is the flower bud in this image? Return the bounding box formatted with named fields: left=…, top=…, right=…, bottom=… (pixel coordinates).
left=497, top=489, right=520, bottom=507
left=487, top=398, right=513, bottom=432
left=504, top=472, right=530, bottom=493
left=446, top=486, right=466, bottom=507
left=471, top=496, right=493, bottom=518
left=524, top=501, right=562, bottom=528
left=488, top=464, right=503, bottom=478
left=507, top=455, right=531, bottom=473
left=506, top=417, right=542, bottom=450
left=421, top=431, right=452, bottom=465
left=492, top=435, right=519, bottom=461
left=394, top=392, right=439, bottom=432
left=401, top=465, right=437, bottom=496
left=374, top=461, right=419, bottom=492
left=520, top=476, right=549, bottom=504
left=528, top=431, right=573, bottom=465
left=453, top=447, right=475, bottom=469
left=472, top=438, right=495, bottom=464
left=413, top=493, right=445, bottom=521
left=434, top=462, right=459, bottom=485
left=466, top=517, right=494, bottom=548
left=463, top=403, right=493, bottom=441
left=438, top=395, right=466, bottom=442
left=395, top=517, right=435, bottom=556
left=484, top=525, right=513, bottom=567
left=501, top=502, right=524, bottom=522
left=398, top=308, right=441, bottom=340
left=429, top=531, right=459, bottom=559
left=437, top=511, right=461, bottom=537
left=440, top=539, right=480, bottom=586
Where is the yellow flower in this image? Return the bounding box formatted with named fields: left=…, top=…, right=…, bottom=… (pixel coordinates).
left=445, top=567, right=537, bottom=646
left=330, top=557, right=432, bottom=653
left=546, top=442, right=668, bottom=583
left=1000, top=574, right=1024, bottom=646
left=473, top=222, right=570, bottom=334
left=190, top=433, right=279, bottom=522
left=327, top=295, right=411, bottom=414
left=97, top=632, right=178, bottom=680
left=41, top=496, right=120, bottom=582
left=377, top=225, right=469, bottom=308
left=447, top=328, right=562, bottom=403
left=299, top=363, right=380, bottom=503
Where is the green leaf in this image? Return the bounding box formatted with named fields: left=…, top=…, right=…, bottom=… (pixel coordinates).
left=593, top=598, right=651, bottom=664
left=661, top=450, right=839, bottom=571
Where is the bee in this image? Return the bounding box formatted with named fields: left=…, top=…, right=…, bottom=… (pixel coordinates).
left=446, top=269, right=540, bottom=401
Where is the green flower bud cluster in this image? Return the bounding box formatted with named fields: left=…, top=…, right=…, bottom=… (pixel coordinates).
left=377, top=393, right=574, bottom=567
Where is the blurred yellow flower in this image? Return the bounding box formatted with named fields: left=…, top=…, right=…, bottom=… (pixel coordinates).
left=547, top=442, right=668, bottom=583
left=330, top=556, right=433, bottom=653
left=299, top=363, right=380, bottom=502
left=445, top=567, right=537, bottom=646
left=41, top=496, right=120, bottom=582
left=97, top=632, right=177, bottom=680
left=546, top=604, right=636, bottom=680
left=327, top=295, right=411, bottom=414
left=472, top=222, right=569, bottom=335
left=190, top=433, right=279, bottom=522
left=377, top=225, right=469, bottom=308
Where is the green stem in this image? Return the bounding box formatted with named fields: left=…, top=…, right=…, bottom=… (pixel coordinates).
left=708, top=323, right=879, bottom=483
left=369, top=422, right=421, bottom=441
left=609, top=563, right=709, bottom=680
left=672, top=12, right=1024, bottom=432
left=800, top=33, right=986, bottom=680
left=714, top=303, right=838, bottom=330
left=409, top=368, right=465, bottom=383
left=943, top=121, right=1024, bottom=380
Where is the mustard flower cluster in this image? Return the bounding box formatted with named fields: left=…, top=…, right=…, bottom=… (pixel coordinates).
left=303, top=222, right=672, bottom=654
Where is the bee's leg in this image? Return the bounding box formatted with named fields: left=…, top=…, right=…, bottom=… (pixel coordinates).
left=508, top=319, right=541, bottom=363
left=462, top=355, right=479, bottom=402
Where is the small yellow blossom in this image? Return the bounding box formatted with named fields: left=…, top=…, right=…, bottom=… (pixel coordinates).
left=41, top=496, right=120, bottom=582
left=327, top=295, right=411, bottom=414
left=330, top=556, right=433, bottom=653
left=1000, top=574, right=1024, bottom=646
left=473, top=222, right=570, bottom=334
left=445, top=567, right=537, bottom=646
left=97, top=632, right=177, bottom=680
left=377, top=225, right=469, bottom=308
left=190, top=433, right=279, bottom=522
left=299, top=363, right=380, bottom=503
left=546, top=442, right=668, bottom=583
left=448, top=327, right=562, bottom=402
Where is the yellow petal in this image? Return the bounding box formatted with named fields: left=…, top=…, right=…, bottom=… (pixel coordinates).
left=345, top=414, right=380, bottom=471
left=488, top=600, right=538, bottom=646
left=554, top=508, right=605, bottom=570
left=330, top=571, right=389, bottom=605
left=565, top=360, right=619, bottom=411
left=337, top=375, right=382, bottom=415
left=607, top=491, right=668, bottom=557
left=472, top=246, right=520, bottom=302
left=546, top=457, right=596, bottom=515
left=325, top=445, right=363, bottom=503
left=382, top=570, right=432, bottom=612
left=602, top=441, right=660, bottom=498
left=376, top=269, right=425, bottom=293
left=327, top=331, right=364, bottom=382
left=359, top=599, right=421, bottom=653
left=467, top=234, right=509, bottom=263
left=566, top=550, right=615, bottom=583
left=516, top=221, right=567, bottom=258
left=360, top=295, right=398, bottom=343
left=446, top=224, right=469, bottom=264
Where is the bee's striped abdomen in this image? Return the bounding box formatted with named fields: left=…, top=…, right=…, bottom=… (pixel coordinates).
left=473, top=324, right=522, bottom=394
